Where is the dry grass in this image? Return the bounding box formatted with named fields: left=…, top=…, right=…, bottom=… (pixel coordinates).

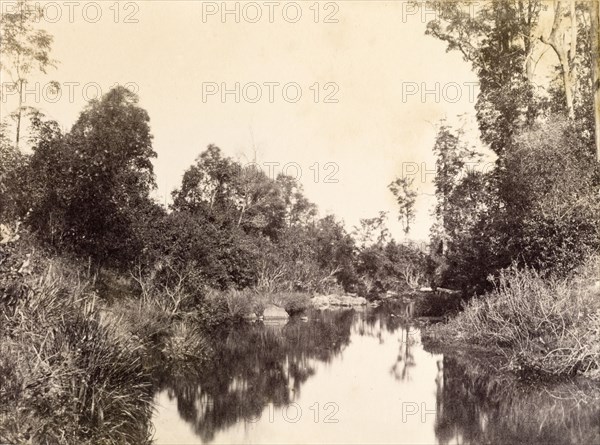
left=0, top=229, right=221, bottom=444
left=161, top=319, right=212, bottom=363
left=0, top=252, right=154, bottom=444
left=432, top=256, right=600, bottom=379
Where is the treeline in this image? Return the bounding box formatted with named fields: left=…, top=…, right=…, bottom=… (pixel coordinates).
left=417, top=1, right=600, bottom=380
left=415, top=1, right=600, bottom=293
left=0, top=0, right=426, bottom=306
left=0, top=84, right=428, bottom=442
left=0, top=86, right=425, bottom=300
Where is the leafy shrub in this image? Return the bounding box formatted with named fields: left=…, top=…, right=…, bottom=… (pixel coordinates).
left=429, top=118, right=600, bottom=291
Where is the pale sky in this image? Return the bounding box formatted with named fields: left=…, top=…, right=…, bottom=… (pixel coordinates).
left=1, top=0, right=484, bottom=241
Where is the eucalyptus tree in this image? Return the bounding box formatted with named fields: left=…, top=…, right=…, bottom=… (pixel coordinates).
left=590, top=0, right=600, bottom=160
left=425, top=0, right=543, bottom=155
left=388, top=176, right=416, bottom=235
left=0, top=0, right=58, bottom=148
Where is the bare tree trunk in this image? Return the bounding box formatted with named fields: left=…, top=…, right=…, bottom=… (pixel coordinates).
left=563, top=66, right=575, bottom=120
left=591, top=0, right=600, bottom=161
left=567, top=0, right=577, bottom=119
left=15, top=79, right=24, bottom=149
left=540, top=0, right=577, bottom=119
left=521, top=0, right=538, bottom=82
left=237, top=202, right=245, bottom=226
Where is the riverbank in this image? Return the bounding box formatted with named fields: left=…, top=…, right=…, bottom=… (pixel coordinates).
left=0, top=234, right=337, bottom=444
left=422, top=256, right=600, bottom=381
left=3, top=227, right=598, bottom=443
left=0, top=237, right=163, bottom=444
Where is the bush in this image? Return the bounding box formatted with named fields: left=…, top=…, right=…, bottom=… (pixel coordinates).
left=199, top=289, right=312, bottom=321
left=215, top=288, right=257, bottom=320
left=430, top=256, right=600, bottom=379
left=430, top=118, right=600, bottom=291
left=270, top=292, right=311, bottom=315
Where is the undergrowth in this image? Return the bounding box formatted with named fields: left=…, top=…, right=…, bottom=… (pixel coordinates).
left=429, top=256, right=600, bottom=380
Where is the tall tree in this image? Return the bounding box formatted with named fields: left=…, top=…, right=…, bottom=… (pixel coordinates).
left=231, top=165, right=287, bottom=237
left=0, top=0, right=57, bottom=148
left=171, top=144, right=238, bottom=215
left=388, top=176, right=417, bottom=234
left=425, top=0, right=542, bottom=154
left=539, top=0, right=578, bottom=119
left=276, top=174, right=317, bottom=227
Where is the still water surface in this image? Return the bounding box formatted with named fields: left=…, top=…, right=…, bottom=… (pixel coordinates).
left=150, top=303, right=600, bottom=445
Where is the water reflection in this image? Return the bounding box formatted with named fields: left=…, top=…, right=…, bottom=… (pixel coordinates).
left=434, top=355, right=600, bottom=445
left=390, top=327, right=418, bottom=382
left=152, top=310, right=356, bottom=443
left=151, top=302, right=600, bottom=445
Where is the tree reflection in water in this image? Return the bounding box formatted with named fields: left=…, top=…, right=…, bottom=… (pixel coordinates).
left=151, top=302, right=600, bottom=445
left=390, top=327, right=417, bottom=382
left=358, top=300, right=419, bottom=382
left=152, top=309, right=355, bottom=443
left=434, top=354, right=600, bottom=445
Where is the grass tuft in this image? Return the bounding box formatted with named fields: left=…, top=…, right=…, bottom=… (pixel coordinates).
left=429, top=256, right=600, bottom=379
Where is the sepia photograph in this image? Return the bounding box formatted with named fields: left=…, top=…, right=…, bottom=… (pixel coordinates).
left=0, top=1, right=599, bottom=444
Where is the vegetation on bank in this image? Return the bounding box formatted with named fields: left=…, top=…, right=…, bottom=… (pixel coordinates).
left=404, top=1, right=600, bottom=381
left=0, top=233, right=154, bottom=444
left=391, top=2, right=600, bottom=295
left=426, top=257, right=600, bottom=380
left=0, top=228, right=319, bottom=444
left=2, top=1, right=600, bottom=442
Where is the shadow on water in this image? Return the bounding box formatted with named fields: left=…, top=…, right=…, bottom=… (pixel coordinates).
left=150, top=300, right=600, bottom=444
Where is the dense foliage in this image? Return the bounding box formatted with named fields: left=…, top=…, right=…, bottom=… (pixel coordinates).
left=419, top=1, right=600, bottom=292
left=0, top=84, right=424, bottom=300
